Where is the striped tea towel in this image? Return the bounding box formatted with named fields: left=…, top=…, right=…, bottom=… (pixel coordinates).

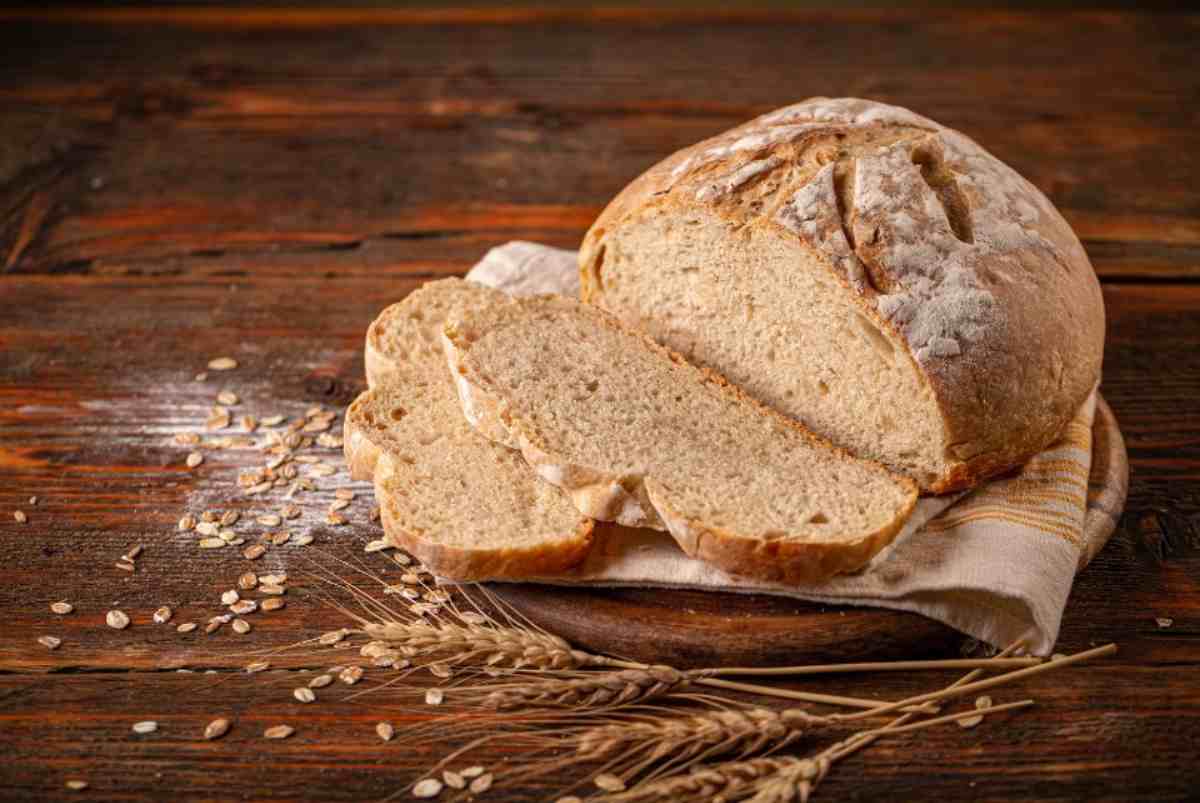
left=465, top=242, right=1129, bottom=654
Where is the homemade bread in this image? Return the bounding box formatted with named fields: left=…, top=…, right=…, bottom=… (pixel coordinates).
left=364, top=277, right=509, bottom=390
left=347, top=280, right=593, bottom=579
left=443, top=295, right=918, bottom=584
left=579, top=97, right=1105, bottom=493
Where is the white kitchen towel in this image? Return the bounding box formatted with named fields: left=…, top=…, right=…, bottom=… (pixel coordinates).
left=465, top=242, right=1128, bottom=654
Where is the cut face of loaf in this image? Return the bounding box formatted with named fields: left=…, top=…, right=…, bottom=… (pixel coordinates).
left=580, top=97, right=1106, bottom=493
left=365, top=277, right=509, bottom=389
left=346, top=279, right=593, bottom=579
left=443, top=296, right=918, bottom=585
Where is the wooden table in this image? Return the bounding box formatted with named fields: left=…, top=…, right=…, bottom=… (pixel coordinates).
left=1, top=8, right=1197, bottom=801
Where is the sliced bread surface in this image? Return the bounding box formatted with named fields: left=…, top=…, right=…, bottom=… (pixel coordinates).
left=346, top=279, right=593, bottom=580
left=443, top=296, right=918, bottom=584
left=365, top=277, right=509, bottom=389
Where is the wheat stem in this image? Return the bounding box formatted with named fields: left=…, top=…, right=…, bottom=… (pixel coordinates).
left=702, top=656, right=1040, bottom=676
left=837, top=643, right=1117, bottom=723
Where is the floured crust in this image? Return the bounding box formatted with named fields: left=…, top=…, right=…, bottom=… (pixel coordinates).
left=580, top=97, right=1105, bottom=493
left=443, top=297, right=918, bottom=583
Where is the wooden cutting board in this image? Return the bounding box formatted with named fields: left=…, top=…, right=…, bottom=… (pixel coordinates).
left=490, top=583, right=963, bottom=667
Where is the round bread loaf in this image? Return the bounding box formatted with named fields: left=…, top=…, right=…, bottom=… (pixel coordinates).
left=579, top=97, right=1104, bottom=493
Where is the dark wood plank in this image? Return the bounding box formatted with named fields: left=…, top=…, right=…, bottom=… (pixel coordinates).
left=0, top=663, right=1194, bottom=801
left=1, top=10, right=1198, bottom=278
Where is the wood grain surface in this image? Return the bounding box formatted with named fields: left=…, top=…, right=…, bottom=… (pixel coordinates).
left=1, top=7, right=1197, bottom=802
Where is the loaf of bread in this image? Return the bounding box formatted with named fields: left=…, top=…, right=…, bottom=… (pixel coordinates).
left=579, top=97, right=1105, bottom=492
left=346, top=279, right=593, bottom=579
left=443, top=295, right=918, bottom=584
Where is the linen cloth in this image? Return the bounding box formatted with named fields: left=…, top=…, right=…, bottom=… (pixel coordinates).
left=464, top=242, right=1128, bottom=654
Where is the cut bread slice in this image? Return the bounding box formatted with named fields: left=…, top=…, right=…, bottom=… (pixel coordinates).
left=443, top=295, right=918, bottom=584
left=346, top=279, right=593, bottom=580
left=365, top=277, right=510, bottom=390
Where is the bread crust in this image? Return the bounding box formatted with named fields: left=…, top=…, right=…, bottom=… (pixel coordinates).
left=580, top=97, right=1105, bottom=494
left=443, top=297, right=918, bottom=584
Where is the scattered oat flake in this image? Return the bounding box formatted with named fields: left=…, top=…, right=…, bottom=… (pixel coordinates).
left=178, top=514, right=197, bottom=531
left=264, top=725, right=294, bottom=740
left=246, top=660, right=270, bottom=673
left=237, top=572, right=258, bottom=591
left=216, top=390, right=239, bottom=406
left=364, top=539, right=391, bottom=553
left=51, top=601, right=73, bottom=615
left=205, top=620, right=222, bottom=634
left=261, top=415, right=285, bottom=427
left=106, top=610, right=130, bottom=629
left=293, top=687, right=316, bottom=704
left=220, top=589, right=240, bottom=605
left=220, top=510, right=240, bottom=526
left=203, top=718, right=231, bottom=740
left=260, top=572, right=287, bottom=584
left=459, top=766, right=485, bottom=780
left=339, top=666, right=363, bottom=685
left=442, top=770, right=465, bottom=790
left=186, top=452, right=204, bottom=468
left=309, top=674, right=333, bottom=689
left=334, top=488, right=355, bottom=501
left=291, top=534, right=314, bottom=547
left=267, top=531, right=290, bottom=546
left=132, top=720, right=158, bottom=735
left=208, top=357, right=238, bottom=371
left=194, top=371, right=208, bottom=382
left=469, top=773, right=493, bottom=794
left=199, top=538, right=227, bottom=549
left=319, top=630, right=345, bottom=646
left=175, top=432, right=201, bottom=446
left=376, top=721, right=395, bottom=741
left=260, top=584, right=286, bottom=596
left=280, top=504, right=300, bottom=519
left=115, top=560, right=135, bottom=572
left=176, top=622, right=197, bottom=633
left=329, top=499, right=351, bottom=513
left=594, top=773, right=626, bottom=792
left=153, top=606, right=173, bottom=624
left=196, top=521, right=219, bottom=536
left=310, top=464, right=337, bottom=477
left=370, top=506, right=382, bottom=523
left=425, top=688, right=444, bottom=706
left=256, top=514, right=282, bottom=527
left=232, top=618, right=251, bottom=634
left=243, top=544, right=267, bottom=560
left=230, top=599, right=258, bottom=615
left=412, top=779, right=443, bottom=798
left=1157, top=617, right=1174, bottom=629
left=65, top=780, right=89, bottom=791
left=261, top=598, right=285, bottom=612
left=124, top=544, right=143, bottom=560
left=13, top=510, right=27, bottom=524
left=39, top=635, right=62, bottom=650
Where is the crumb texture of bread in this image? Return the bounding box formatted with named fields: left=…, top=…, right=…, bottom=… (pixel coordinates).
left=444, top=296, right=917, bottom=584
left=347, top=279, right=593, bottom=580
left=580, top=97, right=1105, bottom=493
left=365, top=277, right=510, bottom=390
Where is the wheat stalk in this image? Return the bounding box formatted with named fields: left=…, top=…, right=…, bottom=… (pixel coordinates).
left=481, top=666, right=693, bottom=710
left=360, top=620, right=589, bottom=670
left=597, top=642, right=1029, bottom=803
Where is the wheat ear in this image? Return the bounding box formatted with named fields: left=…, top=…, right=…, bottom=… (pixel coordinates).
left=594, top=642, right=1029, bottom=802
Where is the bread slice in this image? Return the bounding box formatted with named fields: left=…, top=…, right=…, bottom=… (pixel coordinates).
left=346, top=280, right=593, bottom=580
left=364, top=277, right=509, bottom=390
left=443, top=295, right=918, bottom=584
